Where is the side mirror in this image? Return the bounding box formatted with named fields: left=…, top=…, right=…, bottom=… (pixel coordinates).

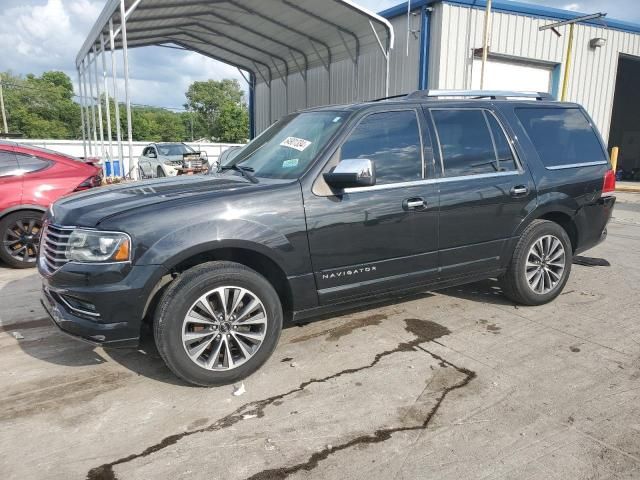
left=147, top=151, right=157, bottom=159
left=323, top=158, right=376, bottom=189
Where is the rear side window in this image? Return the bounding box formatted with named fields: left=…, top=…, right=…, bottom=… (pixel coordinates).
left=430, top=109, right=518, bottom=177
left=0, top=150, right=20, bottom=177
left=16, top=153, right=51, bottom=174
left=515, top=107, right=606, bottom=168
left=340, top=110, right=422, bottom=184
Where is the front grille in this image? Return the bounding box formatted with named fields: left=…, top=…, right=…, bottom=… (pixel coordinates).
left=40, top=224, right=73, bottom=274
left=185, top=158, right=203, bottom=169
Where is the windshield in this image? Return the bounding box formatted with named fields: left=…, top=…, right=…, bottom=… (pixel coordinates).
left=228, top=111, right=348, bottom=179
left=157, top=143, right=194, bottom=156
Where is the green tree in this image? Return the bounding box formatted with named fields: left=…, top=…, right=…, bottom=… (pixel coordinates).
left=185, top=79, right=248, bottom=142
left=1, top=70, right=81, bottom=139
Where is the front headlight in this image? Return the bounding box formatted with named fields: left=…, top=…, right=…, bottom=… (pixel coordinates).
left=65, top=229, right=131, bottom=262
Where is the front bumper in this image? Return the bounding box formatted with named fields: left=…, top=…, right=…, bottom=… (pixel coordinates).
left=40, top=263, right=167, bottom=348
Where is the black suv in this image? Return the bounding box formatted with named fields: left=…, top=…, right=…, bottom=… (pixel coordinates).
left=38, top=90, right=616, bottom=386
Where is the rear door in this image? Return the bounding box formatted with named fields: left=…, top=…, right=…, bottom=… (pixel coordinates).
left=304, top=107, right=439, bottom=304
left=0, top=147, right=23, bottom=212
left=425, top=107, right=536, bottom=278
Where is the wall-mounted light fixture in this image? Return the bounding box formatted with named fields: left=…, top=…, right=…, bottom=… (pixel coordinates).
left=590, top=37, right=607, bottom=48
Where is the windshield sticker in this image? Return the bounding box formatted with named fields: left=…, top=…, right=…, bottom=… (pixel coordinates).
left=333, top=116, right=342, bottom=123
left=282, top=158, right=299, bottom=168
left=280, top=136, right=312, bottom=152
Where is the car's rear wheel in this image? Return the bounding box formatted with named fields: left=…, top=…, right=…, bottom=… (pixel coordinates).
left=154, top=261, right=282, bottom=386
left=0, top=211, right=43, bottom=268
left=500, top=220, right=572, bottom=305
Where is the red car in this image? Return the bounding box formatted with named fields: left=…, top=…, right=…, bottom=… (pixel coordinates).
left=0, top=140, right=102, bottom=268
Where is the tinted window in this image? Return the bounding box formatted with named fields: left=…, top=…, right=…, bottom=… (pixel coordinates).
left=340, top=110, right=422, bottom=184
left=515, top=107, right=606, bottom=168
left=431, top=109, right=517, bottom=177
left=0, top=151, right=20, bottom=177
left=486, top=113, right=518, bottom=172
left=16, top=154, right=51, bottom=173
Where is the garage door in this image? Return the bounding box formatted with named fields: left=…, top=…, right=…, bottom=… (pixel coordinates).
left=471, top=57, right=554, bottom=93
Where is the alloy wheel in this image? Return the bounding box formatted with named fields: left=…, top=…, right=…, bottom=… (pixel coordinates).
left=181, top=286, right=268, bottom=370
left=2, top=218, right=41, bottom=264
left=525, top=234, right=566, bottom=295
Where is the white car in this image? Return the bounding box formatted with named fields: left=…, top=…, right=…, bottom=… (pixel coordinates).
left=138, top=143, right=206, bottom=177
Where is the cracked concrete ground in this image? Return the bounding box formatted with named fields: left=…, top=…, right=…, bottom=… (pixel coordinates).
left=1, top=193, right=639, bottom=480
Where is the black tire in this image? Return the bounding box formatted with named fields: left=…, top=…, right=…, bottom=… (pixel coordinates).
left=0, top=211, right=43, bottom=269
left=154, top=261, right=283, bottom=387
left=156, top=166, right=166, bottom=178
left=500, top=220, right=572, bottom=306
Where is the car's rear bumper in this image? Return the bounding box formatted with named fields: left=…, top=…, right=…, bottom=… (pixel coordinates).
left=575, top=195, right=616, bottom=254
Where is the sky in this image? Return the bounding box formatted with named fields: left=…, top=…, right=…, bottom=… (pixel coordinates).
left=0, top=0, right=638, bottom=110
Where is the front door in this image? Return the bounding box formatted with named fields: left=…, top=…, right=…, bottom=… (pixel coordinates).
left=303, top=108, right=439, bottom=305
left=425, top=107, right=536, bottom=278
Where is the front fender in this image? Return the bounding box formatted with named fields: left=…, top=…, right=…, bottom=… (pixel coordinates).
left=137, top=218, right=294, bottom=273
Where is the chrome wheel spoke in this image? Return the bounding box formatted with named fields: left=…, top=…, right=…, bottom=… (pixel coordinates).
left=231, top=332, right=252, bottom=360
left=234, top=330, right=265, bottom=342
left=183, top=330, right=215, bottom=342
left=186, top=335, right=215, bottom=360
left=186, top=312, right=217, bottom=326
left=223, top=336, right=235, bottom=369
left=234, top=298, right=260, bottom=323
left=196, top=293, right=218, bottom=320
left=237, top=312, right=266, bottom=326
left=206, top=337, right=225, bottom=369
left=228, top=288, right=246, bottom=317
left=182, top=285, right=267, bottom=371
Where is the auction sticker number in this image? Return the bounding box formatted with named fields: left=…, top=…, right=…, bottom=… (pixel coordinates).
left=280, top=137, right=311, bottom=152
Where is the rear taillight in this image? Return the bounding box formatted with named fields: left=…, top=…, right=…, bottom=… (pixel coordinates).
left=602, top=169, right=616, bottom=197
left=75, top=175, right=103, bottom=191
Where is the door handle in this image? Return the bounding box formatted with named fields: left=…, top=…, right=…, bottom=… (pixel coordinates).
left=403, top=197, right=426, bottom=210
left=510, top=185, right=528, bottom=197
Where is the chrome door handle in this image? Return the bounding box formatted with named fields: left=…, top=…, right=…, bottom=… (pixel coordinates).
left=403, top=198, right=426, bottom=210
left=510, top=185, right=528, bottom=197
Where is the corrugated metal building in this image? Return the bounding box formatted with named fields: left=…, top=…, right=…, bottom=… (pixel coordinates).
left=252, top=0, right=640, bottom=172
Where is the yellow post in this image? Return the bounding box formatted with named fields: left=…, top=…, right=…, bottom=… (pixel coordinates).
left=611, top=146, right=619, bottom=171
left=560, top=23, right=574, bottom=101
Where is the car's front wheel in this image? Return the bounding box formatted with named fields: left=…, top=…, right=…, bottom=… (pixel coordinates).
left=500, top=220, right=572, bottom=305
left=154, top=261, right=283, bottom=386
left=0, top=211, right=43, bottom=268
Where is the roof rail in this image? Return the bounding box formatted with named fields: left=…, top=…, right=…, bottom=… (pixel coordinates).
left=405, top=89, right=554, bottom=101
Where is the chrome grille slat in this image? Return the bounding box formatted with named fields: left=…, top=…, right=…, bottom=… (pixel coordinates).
left=39, top=224, right=73, bottom=274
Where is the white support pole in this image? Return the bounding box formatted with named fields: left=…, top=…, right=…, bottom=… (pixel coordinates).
left=369, top=20, right=390, bottom=97
left=120, top=0, right=135, bottom=179
left=109, top=19, right=124, bottom=178
left=80, top=65, right=92, bottom=156
left=100, top=34, right=114, bottom=163
left=85, top=57, right=98, bottom=155
left=76, top=67, right=88, bottom=159
left=93, top=45, right=105, bottom=160
left=0, top=74, right=8, bottom=134
left=480, top=0, right=492, bottom=89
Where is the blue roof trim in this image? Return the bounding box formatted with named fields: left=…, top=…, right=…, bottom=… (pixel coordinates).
left=379, top=0, right=640, bottom=35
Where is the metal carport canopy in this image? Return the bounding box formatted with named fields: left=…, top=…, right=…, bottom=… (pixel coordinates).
left=75, top=0, right=394, bottom=178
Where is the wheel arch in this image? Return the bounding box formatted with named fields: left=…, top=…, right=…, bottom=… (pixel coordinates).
left=158, top=243, right=293, bottom=318
left=0, top=205, right=47, bottom=221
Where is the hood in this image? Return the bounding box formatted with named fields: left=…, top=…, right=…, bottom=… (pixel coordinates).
left=160, top=155, right=185, bottom=163
left=50, top=174, right=270, bottom=227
